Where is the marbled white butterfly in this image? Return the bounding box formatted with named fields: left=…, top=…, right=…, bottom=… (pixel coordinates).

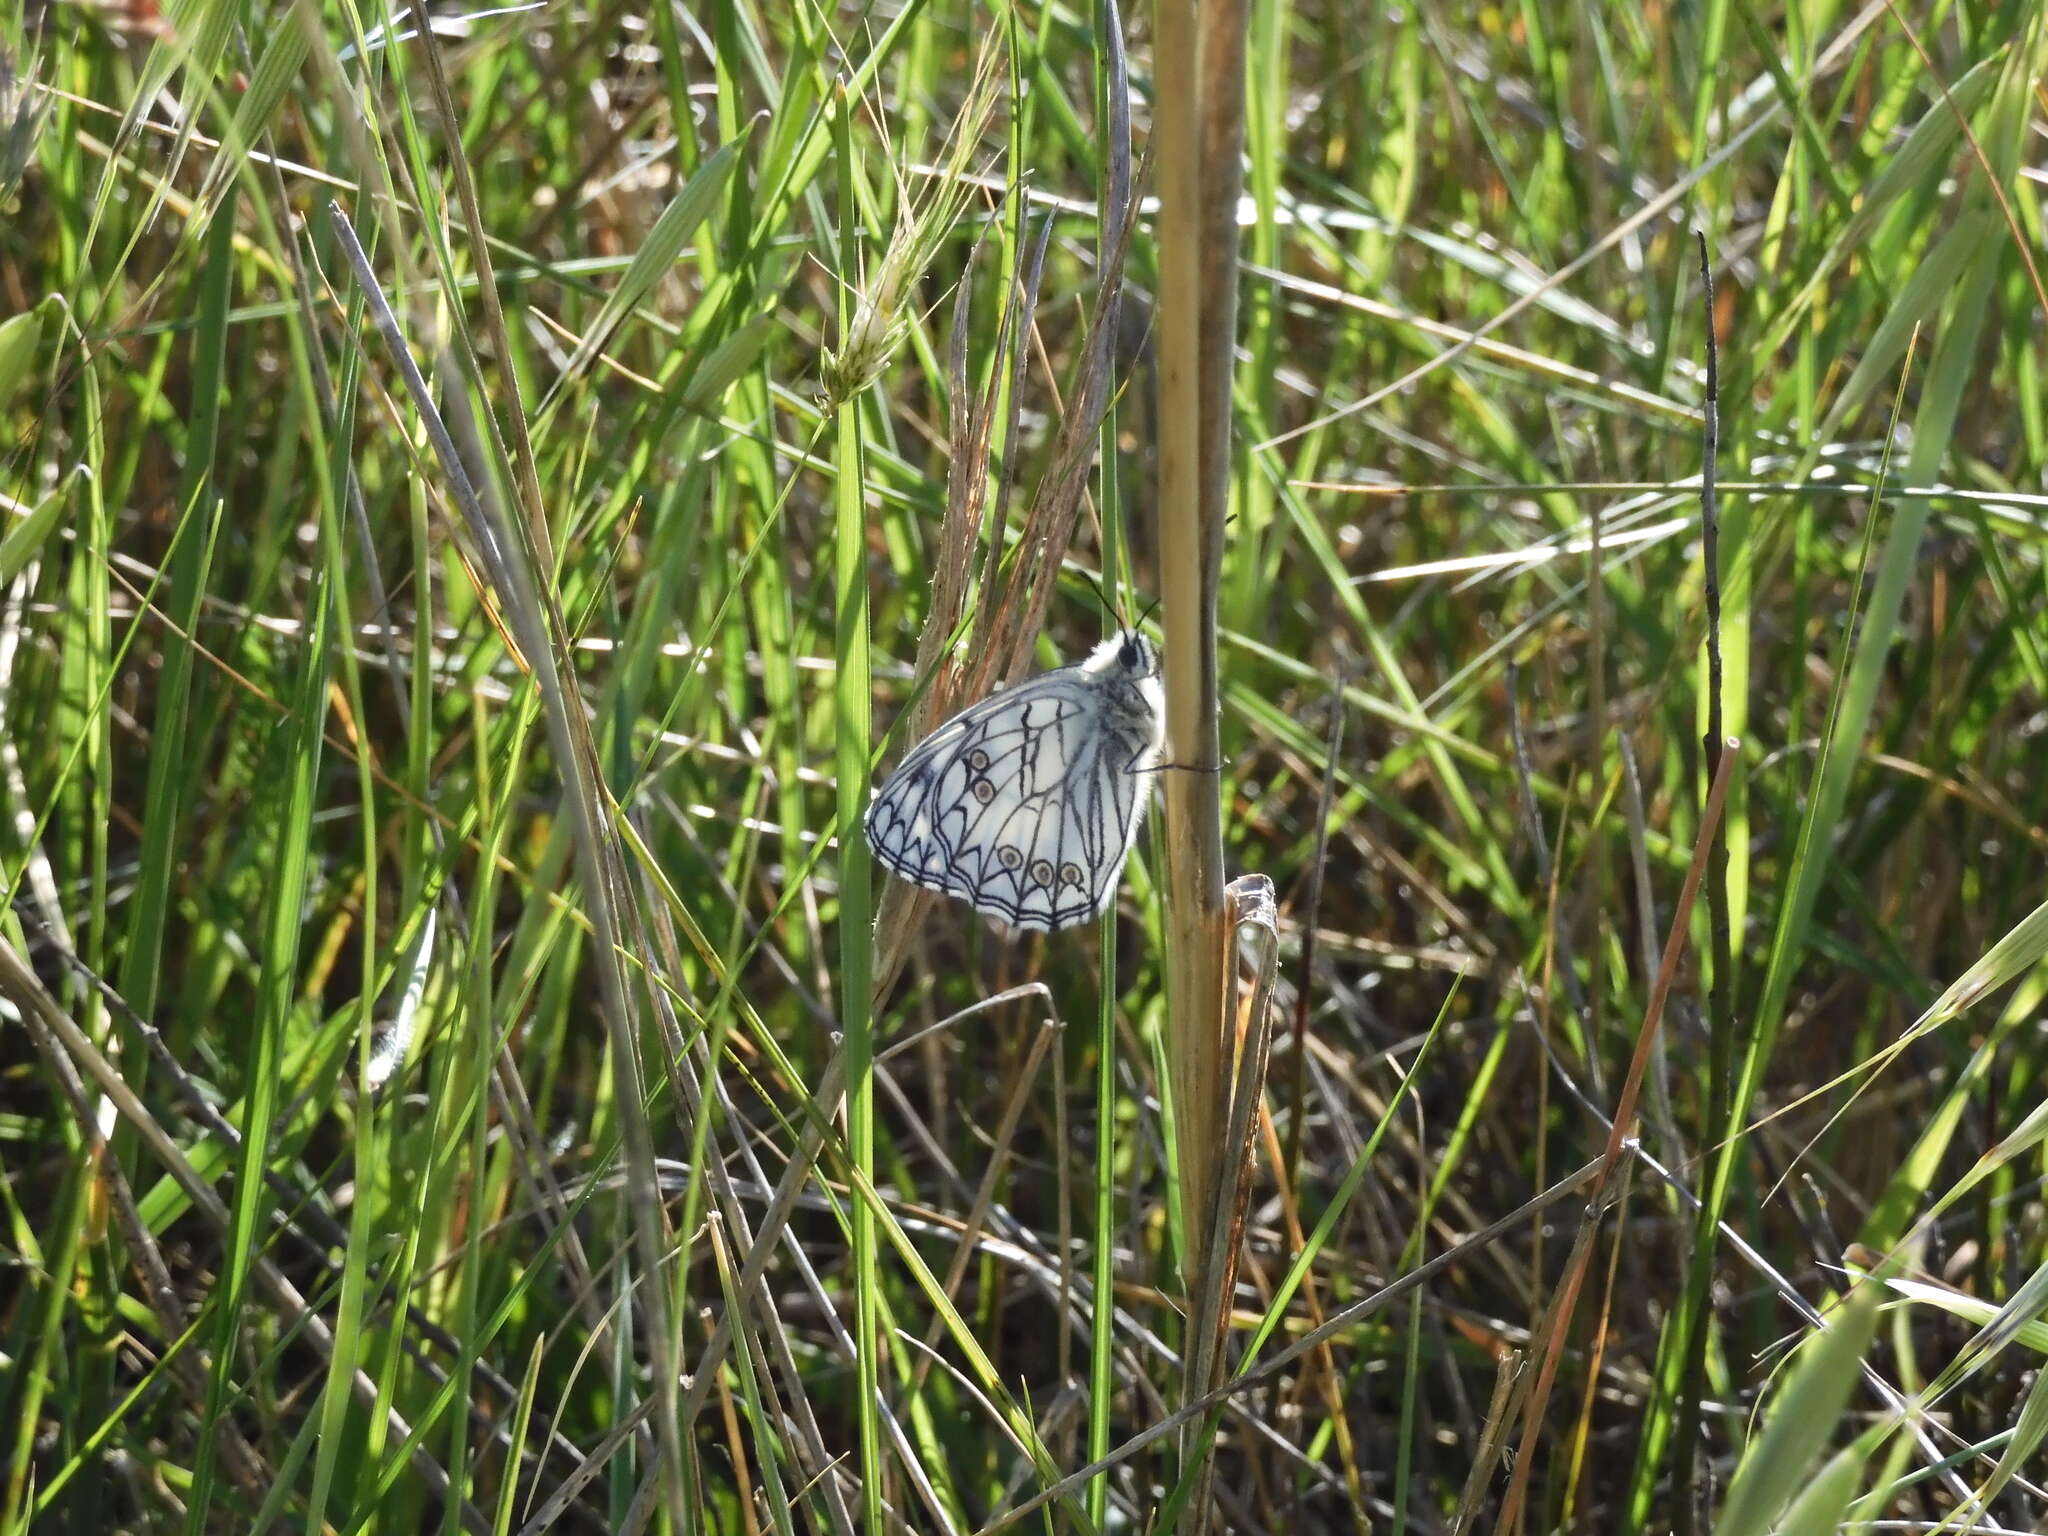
left=865, top=631, right=1166, bottom=932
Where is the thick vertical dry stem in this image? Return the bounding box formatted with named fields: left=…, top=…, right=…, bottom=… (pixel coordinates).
left=1191, top=0, right=1251, bottom=1359
left=1152, top=0, right=1228, bottom=1292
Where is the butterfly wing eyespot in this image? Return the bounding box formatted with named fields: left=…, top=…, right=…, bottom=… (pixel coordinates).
left=866, top=636, right=1168, bottom=933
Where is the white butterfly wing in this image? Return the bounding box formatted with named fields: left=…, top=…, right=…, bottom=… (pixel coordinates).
left=865, top=656, right=1159, bottom=933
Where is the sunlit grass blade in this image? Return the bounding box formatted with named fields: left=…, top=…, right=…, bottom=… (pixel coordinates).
left=1712, top=1281, right=1880, bottom=1536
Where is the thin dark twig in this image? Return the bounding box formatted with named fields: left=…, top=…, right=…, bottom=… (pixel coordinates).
left=1698, top=234, right=1724, bottom=767
left=1677, top=229, right=1732, bottom=1536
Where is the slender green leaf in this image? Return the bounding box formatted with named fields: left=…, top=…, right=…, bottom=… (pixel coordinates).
left=1714, top=1283, right=1881, bottom=1536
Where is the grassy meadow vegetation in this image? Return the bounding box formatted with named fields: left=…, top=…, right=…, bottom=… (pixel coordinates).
left=6, top=0, right=2048, bottom=1530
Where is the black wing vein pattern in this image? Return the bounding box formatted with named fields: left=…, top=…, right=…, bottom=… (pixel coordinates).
left=864, top=674, right=1145, bottom=932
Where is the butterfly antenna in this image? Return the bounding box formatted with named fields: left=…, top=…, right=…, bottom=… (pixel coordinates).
left=1136, top=595, right=1162, bottom=637
left=1085, top=568, right=1131, bottom=636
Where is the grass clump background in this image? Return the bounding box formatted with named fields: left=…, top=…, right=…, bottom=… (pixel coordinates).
left=5, top=0, right=2048, bottom=1531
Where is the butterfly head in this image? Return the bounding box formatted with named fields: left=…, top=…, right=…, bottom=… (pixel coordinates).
left=1105, top=628, right=1160, bottom=680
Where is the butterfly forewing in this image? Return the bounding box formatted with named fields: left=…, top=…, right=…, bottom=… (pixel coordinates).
left=864, top=633, right=1164, bottom=933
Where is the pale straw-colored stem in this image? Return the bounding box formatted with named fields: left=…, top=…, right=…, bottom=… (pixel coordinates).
left=1153, top=0, right=1249, bottom=1320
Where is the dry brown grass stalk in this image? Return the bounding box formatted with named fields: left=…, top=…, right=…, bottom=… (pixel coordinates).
left=1151, top=0, right=1244, bottom=1329
left=1494, top=738, right=1740, bottom=1536
left=872, top=118, right=1136, bottom=993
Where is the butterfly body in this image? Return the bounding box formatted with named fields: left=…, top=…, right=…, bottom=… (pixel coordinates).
left=865, top=631, right=1165, bottom=932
